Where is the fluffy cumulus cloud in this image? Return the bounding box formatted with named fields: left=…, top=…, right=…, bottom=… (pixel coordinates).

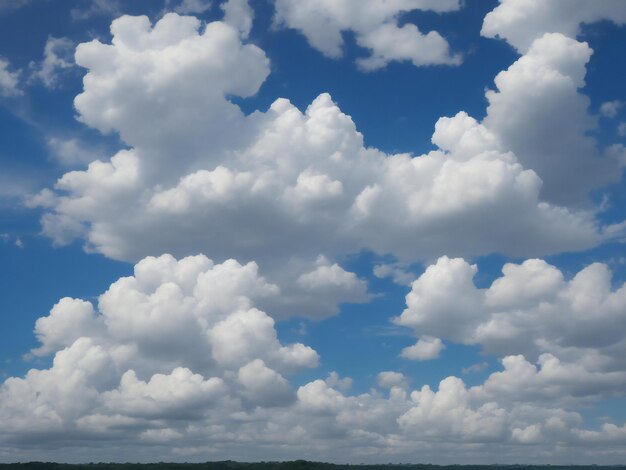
left=2, top=260, right=626, bottom=460
left=3, top=289, right=626, bottom=463
left=273, top=0, right=462, bottom=70
left=482, top=0, right=626, bottom=52
left=30, top=12, right=621, bottom=319
left=0, top=254, right=318, bottom=447
left=400, top=335, right=444, bottom=361
left=395, top=256, right=626, bottom=403
left=482, top=33, right=623, bottom=204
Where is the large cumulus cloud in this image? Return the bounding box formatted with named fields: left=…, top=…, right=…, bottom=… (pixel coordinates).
left=395, top=256, right=626, bottom=405
left=29, top=13, right=623, bottom=321
left=0, top=254, right=317, bottom=447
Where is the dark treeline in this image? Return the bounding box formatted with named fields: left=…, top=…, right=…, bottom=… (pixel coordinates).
left=1, top=462, right=626, bottom=470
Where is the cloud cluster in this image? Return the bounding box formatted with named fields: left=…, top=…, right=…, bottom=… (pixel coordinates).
left=0, top=254, right=318, bottom=444
left=3, top=270, right=626, bottom=463
left=274, top=0, right=462, bottom=70
left=30, top=13, right=621, bottom=320
left=396, top=256, right=626, bottom=400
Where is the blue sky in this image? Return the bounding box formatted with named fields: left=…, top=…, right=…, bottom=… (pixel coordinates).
left=2, top=0, right=626, bottom=464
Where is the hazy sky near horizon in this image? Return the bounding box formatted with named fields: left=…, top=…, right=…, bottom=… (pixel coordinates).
left=2, top=0, right=626, bottom=464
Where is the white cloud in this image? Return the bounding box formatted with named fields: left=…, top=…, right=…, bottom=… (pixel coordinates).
left=395, top=256, right=626, bottom=400
left=399, top=376, right=508, bottom=442
left=222, top=0, right=252, bottom=38
left=101, top=367, right=227, bottom=419
left=29, top=36, right=74, bottom=89
left=377, top=371, right=408, bottom=389
left=482, top=0, right=626, bottom=53
left=46, top=137, right=103, bottom=166
left=475, top=354, right=626, bottom=405
left=0, top=254, right=318, bottom=446
left=30, top=15, right=616, bottom=293
left=0, top=57, right=21, bottom=97
left=2, top=273, right=626, bottom=461
left=31, top=297, right=103, bottom=357
left=483, top=33, right=623, bottom=204
left=237, top=359, right=294, bottom=407
left=373, top=262, right=414, bottom=286
left=325, top=371, right=353, bottom=391
left=401, top=336, right=444, bottom=361
left=600, top=100, right=623, bottom=119
left=462, top=361, right=488, bottom=375
left=274, top=0, right=462, bottom=70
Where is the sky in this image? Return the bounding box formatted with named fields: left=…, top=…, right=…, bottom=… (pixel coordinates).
left=1, top=0, right=626, bottom=464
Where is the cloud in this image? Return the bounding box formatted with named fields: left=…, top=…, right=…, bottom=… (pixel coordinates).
left=29, top=15, right=618, bottom=309
left=71, top=0, right=121, bottom=20
left=2, top=258, right=626, bottom=461
left=482, top=0, right=626, bottom=53
left=273, top=0, right=462, bottom=70
left=373, top=262, right=414, bottom=286
left=377, top=371, right=408, bottom=389
left=325, top=371, right=353, bottom=391
left=399, top=376, right=508, bottom=442
left=483, top=33, right=623, bottom=204
left=29, top=36, right=74, bottom=89
left=174, top=0, right=213, bottom=15
left=600, top=100, right=623, bottom=119
left=46, top=137, right=103, bottom=166
left=101, top=368, right=227, bottom=419
left=474, top=354, right=626, bottom=405
left=0, top=254, right=317, bottom=443
left=400, top=336, right=444, bottom=361
left=0, top=57, right=22, bottom=97
left=395, top=256, right=626, bottom=401
left=222, top=0, right=253, bottom=38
